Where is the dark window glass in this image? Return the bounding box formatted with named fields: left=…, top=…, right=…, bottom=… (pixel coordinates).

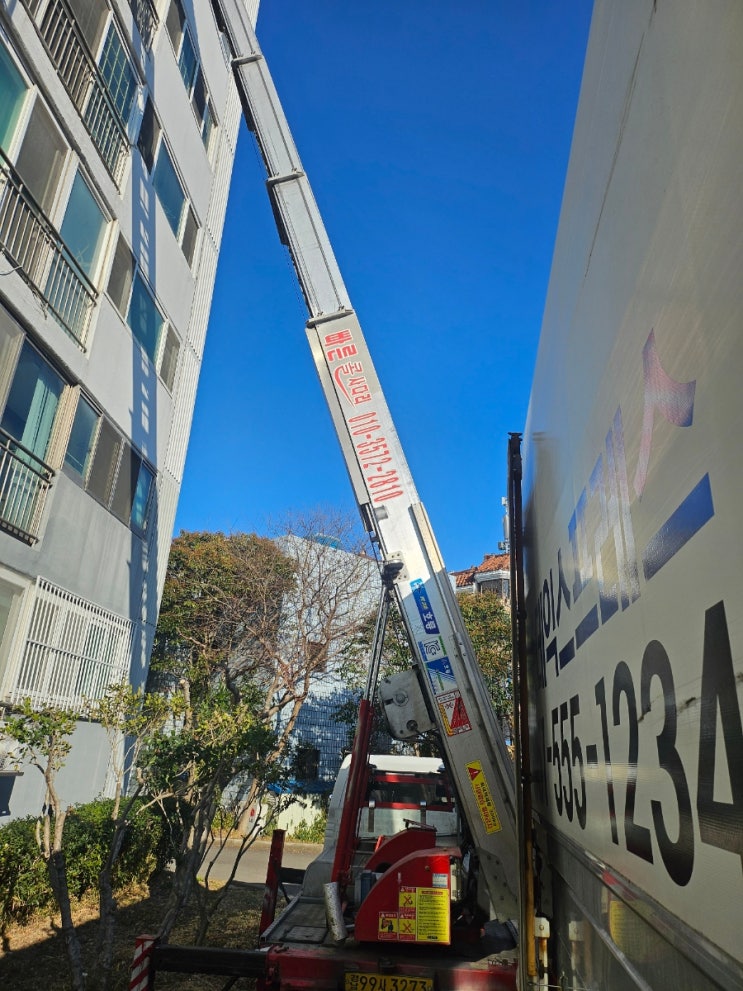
left=0, top=342, right=64, bottom=461
left=165, top=0, right=185, bottom=52
left=181, top=206, right=198, bottom=267
left=107, top=234, right=135, bottom=314
left=110, top=443, right=139, bottom=522
left=137, top=98, right=160, bottom=171
left=131, top=461, right=153, bottom=530
left=152, top=144, right=184, bottom=236
left=127, top=272, right=163, bottom=362
left=87, top=418, right=120, bottom=504
left=64, top=395, right=99, bottom=477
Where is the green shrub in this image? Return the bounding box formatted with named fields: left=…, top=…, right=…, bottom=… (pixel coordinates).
left=290, top=810, right=327, bottom=844
left=0, top=816, right=52, bottom=935
left=0, top=796, right=176, bottom=931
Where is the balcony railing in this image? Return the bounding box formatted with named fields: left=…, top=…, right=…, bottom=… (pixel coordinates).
left=37, top=0, right=130, bottom=187
left=0, top=154, right=97, bottom=347
left=0, top=429, right=54, bottom=544
left=128, top=0, right=159, bottom=49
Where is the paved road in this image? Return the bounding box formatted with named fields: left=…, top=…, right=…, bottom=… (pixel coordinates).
left=202, top=838, right=323, bottom=884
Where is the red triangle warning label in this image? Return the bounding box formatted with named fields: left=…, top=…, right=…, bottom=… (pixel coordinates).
left=450, top=697, right=469, bottom=729
left=467, top=764, right=481, bottom=781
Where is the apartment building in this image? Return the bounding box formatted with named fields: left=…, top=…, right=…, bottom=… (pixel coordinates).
left=0, top=0, right=257, bottom=818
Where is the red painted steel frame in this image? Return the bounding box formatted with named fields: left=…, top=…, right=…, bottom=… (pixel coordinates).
left=331, top=697, right=374, bottom=888
left=262, top=943, right=518, bottom=991
left=259, top=828, right=286, bottom=937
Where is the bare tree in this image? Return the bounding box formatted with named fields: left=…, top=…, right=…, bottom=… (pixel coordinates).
left=235, top=507, right=380, bottom=829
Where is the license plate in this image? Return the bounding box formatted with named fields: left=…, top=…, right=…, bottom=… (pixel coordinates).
left=344, top=973, right=433, bottom=991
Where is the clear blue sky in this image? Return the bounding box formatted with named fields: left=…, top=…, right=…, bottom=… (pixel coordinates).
left=174, top=1, right=594, bottom=570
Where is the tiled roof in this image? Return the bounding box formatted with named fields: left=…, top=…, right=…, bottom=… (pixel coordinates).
left=450, top=553, right=509, bottom=588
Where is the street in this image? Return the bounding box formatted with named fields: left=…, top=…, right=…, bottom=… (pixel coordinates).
left=200, top=837, right=323, bottom=885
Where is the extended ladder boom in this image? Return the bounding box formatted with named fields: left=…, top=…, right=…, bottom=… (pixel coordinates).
left=213, top=0, right=518, bottom=917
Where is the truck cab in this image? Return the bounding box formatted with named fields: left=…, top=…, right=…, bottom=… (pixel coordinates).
left=325, top=754, right=460, bottom=849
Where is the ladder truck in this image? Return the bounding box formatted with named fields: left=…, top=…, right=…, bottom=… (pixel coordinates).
left=131, top=1, right=532, bottom=990
left=132, top=3, right=743, bottom=991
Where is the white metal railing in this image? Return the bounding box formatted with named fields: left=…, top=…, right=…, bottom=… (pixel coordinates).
left=37, top=0, right=130, bottom=186
left=0, top=155, right=97, bottom=347
left=0, top=428, right=54, bottom=543
left=6, top=578, right=134, bottom=713
left=128, top=0, right=159, bottom=48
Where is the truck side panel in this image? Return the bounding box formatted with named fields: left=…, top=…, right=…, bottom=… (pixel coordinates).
left=522, top=1, right=743, bottom=988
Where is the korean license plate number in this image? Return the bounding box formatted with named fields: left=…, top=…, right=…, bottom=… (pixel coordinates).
left=345, top=974, right=433, bottom=991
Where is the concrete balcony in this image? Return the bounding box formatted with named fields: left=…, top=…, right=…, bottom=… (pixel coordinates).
left=36, top=0, right=130, bottom=186
left=0, top=154, right=97, bottom=347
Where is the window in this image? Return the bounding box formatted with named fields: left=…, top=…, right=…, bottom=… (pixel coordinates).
left=166, top=0, right=216, bottom=149
left=98, top=24, right=137, bottom=124
left=130, top=460, right=153, bottom=529
left=107, top=234, right=135, bottom=314
left=136, top=96, right=159, bottom=171
left=127, top=271, right=164, bottom=362
left=58, top=172, right=108, bottom=279
left=86, top=417, right=120, bottom=504
left=159, top=326, right=180, bottom=391
left=110, top=443, right=153, bottom=529
left=152, top=143, right=185, bottom=237
left=0, top=42, right=27, bottom=153
left=64, top=394, right=98, bottom=476
left=0, top=342, right=64, bottom=463
left=137, top=98, right=199, bottom=262
left=14, top=101, right=67, bottom=214
left=177, top=27, right=198, bottom=92
left=107, top=234, right=180, bottom=388
left=62, top=392, right=155, bottom=530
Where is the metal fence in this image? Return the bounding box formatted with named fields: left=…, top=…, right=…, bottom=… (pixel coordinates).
left=5, top=577, right=134, bottom=713
left=128, top=0, right=159, bottom=49
left=0, top=429, right=53, bottom=543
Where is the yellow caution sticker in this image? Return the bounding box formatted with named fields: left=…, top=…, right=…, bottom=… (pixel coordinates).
left=415, top=886, right=449, bottom=943
left=380, top=886, right=450, bottom=944
left=378, top=912, right=398, bottom=940
left=466, top=760, right=502, bottom=833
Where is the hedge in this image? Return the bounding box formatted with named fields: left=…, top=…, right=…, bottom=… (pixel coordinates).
left=0, top=797, right=176, bottom=933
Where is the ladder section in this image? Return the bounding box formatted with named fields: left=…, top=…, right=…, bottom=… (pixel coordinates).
left=212, top=0, right=519, bottom=918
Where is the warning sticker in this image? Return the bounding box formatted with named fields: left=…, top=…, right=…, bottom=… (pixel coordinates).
left=398, top=910, right=416, bottom=941
left=378, top=912, right=399, bottom=940
left=437, top=690, right=472, bottom=736
left=416, top=887, right=450, bottom=943
left=399, top=886, right=416, bottom=909
left=466, top=760, right=502, bottom=833
left=384, top=886, right=450, bottom=944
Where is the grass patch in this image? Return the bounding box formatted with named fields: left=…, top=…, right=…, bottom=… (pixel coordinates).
left=0, top=874, right=267, bottom=990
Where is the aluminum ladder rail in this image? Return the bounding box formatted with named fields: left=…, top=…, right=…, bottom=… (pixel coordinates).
left=211, top=0, right=519, bottom=919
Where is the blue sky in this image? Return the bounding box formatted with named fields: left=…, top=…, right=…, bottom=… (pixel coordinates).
left=174, top=1, right=594, bottom=570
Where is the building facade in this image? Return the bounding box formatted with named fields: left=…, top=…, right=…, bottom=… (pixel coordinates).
left=450, top=552, right=511, bottom=600
left=0, top=0, right=258, bottom=818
